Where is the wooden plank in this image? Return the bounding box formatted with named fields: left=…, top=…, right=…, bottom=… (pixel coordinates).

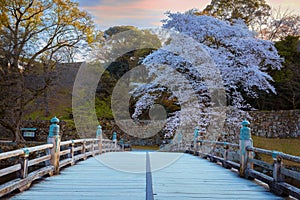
left=11, top=153, right=146, bottom=200
left=247, top=169, right=273, bottom=184
left=0, top=149, right=24, bottom=160
left=0, top=166, right=54, bottom=197
left=85, top=151, right=93, bottom=157
left=223, top=160, right=240, bottom=170
left=0, top=178, right=21, bottom=197
left=277, top=182, right=300, bottom=199
left=281, top=154, right=300, bottom=163
left=28, top=144, right=53, bottom=153
left=249, top=158, right=273, bottom=171
left=60, top=141, right=72, bottom=146
left=93, top=150, right=100, bottom=154
left=281, top=167, right=300, bottom=181
left=59, top=158, right=72, bottom=168
left=7, top=152, right=285, bottom=200
left=0, top=164, right=21, bottom=177
left=73, top=146, right=82, bottom=152
left=72, top=139, right=84, bottom=143
left=151, top=153, right=282, bottom=199
left=28, top=155, right=51, bottom=167
left=249, top=147, right=273, bottom=156
left=74, top=154, right=85, bottom=161
left=59, top=149, right=70, bottom=156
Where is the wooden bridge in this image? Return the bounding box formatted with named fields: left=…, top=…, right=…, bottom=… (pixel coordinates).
left=1, top=118, right=300, bottom=199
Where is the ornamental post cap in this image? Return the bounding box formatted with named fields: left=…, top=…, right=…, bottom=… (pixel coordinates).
left=50, top=116, right=60, bottom=123
left=241, top=120, right=250, bottom=126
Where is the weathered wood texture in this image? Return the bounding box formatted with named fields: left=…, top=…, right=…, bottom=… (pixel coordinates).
left=9, top=152, right=146, bottom=200
left=151, top=153, right=283, bottom=200
left=185, top=140, right=300, bottom=199
left=9, top=152, right=283, bottom=200
left=0, top=138, right=120, bottom=197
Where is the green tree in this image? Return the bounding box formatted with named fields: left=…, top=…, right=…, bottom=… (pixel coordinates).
left=200, top=0, right=271, bottom=25
left=249, top=36, right=300, bottom=110
left=0, top=0, right=95, bottom=142
left=272, top=36, right=300, bottom=109
left=91, top=26, right=161, bottom=119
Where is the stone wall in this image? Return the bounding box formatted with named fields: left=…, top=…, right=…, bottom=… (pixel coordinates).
left=249, top=110, right=300, bottom=138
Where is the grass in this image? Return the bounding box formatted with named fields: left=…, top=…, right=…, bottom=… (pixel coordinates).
left=252, top=135, right=300, bottom=157
left=252, top=135, right=300, bottom=167
left=252, top=136, right=300, bottom=188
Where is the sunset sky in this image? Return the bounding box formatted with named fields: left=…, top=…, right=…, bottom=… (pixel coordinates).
left=76, top=0, right=300, bottom=30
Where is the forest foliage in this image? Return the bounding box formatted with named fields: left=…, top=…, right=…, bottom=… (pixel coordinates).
left=0, top=0, right=299, bottom=141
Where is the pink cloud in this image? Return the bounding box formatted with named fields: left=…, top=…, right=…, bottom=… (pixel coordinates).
left=81, top=0, right=210, bottom=30
left=79, top=0, right=300, bottom=30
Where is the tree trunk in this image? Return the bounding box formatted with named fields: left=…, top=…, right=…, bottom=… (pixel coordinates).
left=44, top=89, right=50, bottom=117
left=14, top=126, right=25, bottom=143
left=14, top=71, right=26, bottom=143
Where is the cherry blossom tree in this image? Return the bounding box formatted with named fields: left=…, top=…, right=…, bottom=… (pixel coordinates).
left=130, top=12, right=282, bottom=140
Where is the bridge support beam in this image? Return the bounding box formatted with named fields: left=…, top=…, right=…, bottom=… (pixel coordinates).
left=47, top=116, right=61, bottom=175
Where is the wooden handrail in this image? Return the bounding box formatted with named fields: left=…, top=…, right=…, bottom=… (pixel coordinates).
left=0, top=137, right=121, bottom=198
left=184, top=138, right=300, bottom=199
left=248, top=146, right=300, bottom=162
left=27, top=144, right=54, bottom=153
left=197, top=140, right=239, bottom=147
left=0, top=149, right=25, bottom=160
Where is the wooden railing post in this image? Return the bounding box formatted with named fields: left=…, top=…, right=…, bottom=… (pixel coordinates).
left=82, top=140, right=87, bottom=160
left=70, top=140, right=75, bottom=165
left=47, top=116, right=61, bottom=175
left=91, top=140, right=95, bottom=156
left=112, top=131, right=117, bottom=151
left=199, top=140, right=203, bottom=157
left=96, top=125, right=103, bottom=154
left=239, top=120, right=253, bottom=178
left=222, top=142, right=231, bottom=169
left=18, top=148, right=29, bottom=179
left=119, top=138, right=125, bottom=152
left=193, top=127, right=199, bottom=155
left=272, top=151, right=284, bottom=182
left=177, top=133, right=183, bottom=152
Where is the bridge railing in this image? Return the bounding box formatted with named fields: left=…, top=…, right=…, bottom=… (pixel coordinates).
left=246, top=146, right=300, bottom=198
left=0, top=117, right=121, bottom=198
left=0, top=144, right=55, bottom=197
left=183, top=120, right=300, bottom=199
left=194, top=140, right=240, bottom=170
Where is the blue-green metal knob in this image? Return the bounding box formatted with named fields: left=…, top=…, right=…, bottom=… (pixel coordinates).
left=96, top=125, right=102, bottom=137
left=49, top=116, right=60, bottom=137
left=50, top=116, right=60, bottom=124
left=112, top=131, right=117, bottom=141
left=194, top=127, right=199, bottom=139
left=240, top=120, right=251, bottom=140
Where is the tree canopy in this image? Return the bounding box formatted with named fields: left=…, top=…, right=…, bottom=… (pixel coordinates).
left=0, top=0, right=95, bottom=142
left=131, top=13, right=282, bottom=138
left=200, top=0, right=271, bottom=25
left=0, top=0, right=94, bottom=68
left=250, top=36, right=300, bottom=110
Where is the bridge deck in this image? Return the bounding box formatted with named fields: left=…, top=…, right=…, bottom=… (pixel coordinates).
left=9, top=152, right=283, bottom=200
